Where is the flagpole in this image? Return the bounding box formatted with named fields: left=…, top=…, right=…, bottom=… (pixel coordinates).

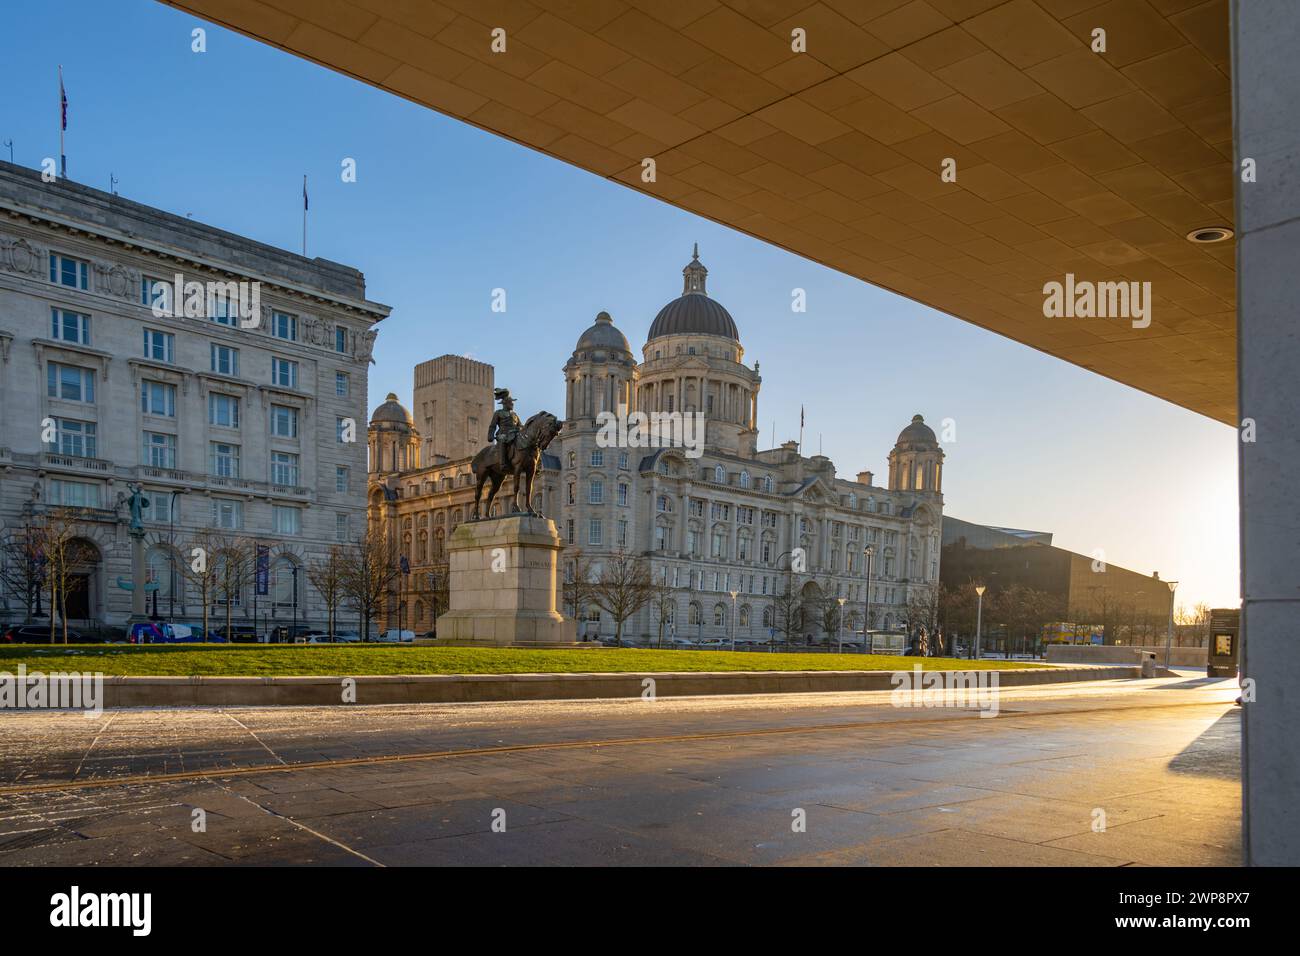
left=58, top=65, right=66, bottom=180
left=302, top=174, right=307, bottom=256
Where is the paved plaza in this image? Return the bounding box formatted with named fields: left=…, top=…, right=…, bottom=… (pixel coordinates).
left=0, top=676, right=1240, bottom=866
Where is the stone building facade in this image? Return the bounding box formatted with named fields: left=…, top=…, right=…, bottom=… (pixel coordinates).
left=0, top=161, right=388, bottom=633
left=369, top=249, right=943, bottom=644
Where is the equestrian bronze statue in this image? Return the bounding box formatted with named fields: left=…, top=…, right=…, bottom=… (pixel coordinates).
left=471, top=388, right=564, bottom=520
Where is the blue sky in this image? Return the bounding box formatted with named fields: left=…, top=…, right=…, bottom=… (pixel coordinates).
left=0, top=0, right=1238, bottom=608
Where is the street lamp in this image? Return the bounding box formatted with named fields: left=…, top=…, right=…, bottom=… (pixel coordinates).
left=862, top=545, right=875, bottom=655
left=729, top=589, right=738, bottom=652
left=291, top=564, right=300, bottom=642
left=1164, top=579, right=1179, bottom=670
left=974, top=584, right=987, bottom=660
left=836, top=597, right=846, bottom=654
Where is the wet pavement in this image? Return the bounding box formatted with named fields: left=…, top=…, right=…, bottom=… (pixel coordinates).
left=0, top=676, right=1241, bottom=866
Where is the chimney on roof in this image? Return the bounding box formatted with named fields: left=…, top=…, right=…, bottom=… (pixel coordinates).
left=857, top=470, right=873, bottom=486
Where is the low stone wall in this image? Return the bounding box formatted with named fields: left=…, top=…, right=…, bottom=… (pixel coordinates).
left=86, top=665, right=1144, bottom=708
left=1046, top=644, right=1208, bottom=667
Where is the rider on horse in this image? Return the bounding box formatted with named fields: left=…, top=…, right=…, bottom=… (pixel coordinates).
left=487, top=388, right=522, bottom=468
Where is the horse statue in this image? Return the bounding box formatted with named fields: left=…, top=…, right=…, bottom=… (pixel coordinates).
left=470, top=410, right=563, bottom=520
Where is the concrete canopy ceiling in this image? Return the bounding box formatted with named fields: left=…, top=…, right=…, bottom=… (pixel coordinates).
left=163, top=0, right=1236, bottom=424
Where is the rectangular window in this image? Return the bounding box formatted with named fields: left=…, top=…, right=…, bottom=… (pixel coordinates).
left=335, top=512, right=349, bottom=542
left=335, top=466, right=349, bottom=494
left=208, top=393, right=239, bottom=428
left=141, top=381, right=177, bottom=417
left=336, top=417, right=350, bottom=443
left=273, top=505, right=301, bottom=535
left=588, top=518, right=603, bottom=546
left=142, top=328, right=174, bottom=363
left=590, top=450, right=603, bottom=467
left=335, top=371, right=349, bottom=396
left=210, top=442, right=240, bottom=478
left=48, top=479, right=101, bottom=508
left=271, top=357, right=298, bottom=388
left=566, top=519, right=575, bottom=545
left=151, top=492, right=174, bottom=525
left=210, top=289, right=237, bottom=326
left=144, top=431, right=177, bottom=469
left=52, top=418, right=96, bottom=458
left=335, top=326, right=347, bottom=352
left=212, top=498, right=242, bottom=530
left=617, top=483, right=628, bottom=506
left=589, top=480, right=603, bottom=504
left=269, top=404, right=299, bottom=439
left=49, top=253, right=89, bottom=290
left=210, top=344, right=239, bottom=376
left=141, top=275, right=170, bottom=308
left=617, top=519, right=628, bottom=547
left=47, top=363, right=95, bottom=403
left=271, top=451, right=299, bottom=486
left=272, top=311, right=297, bottom=341
left=655, top=525, right=668, bottom=550
left=50, top=308, right=90, bottom=345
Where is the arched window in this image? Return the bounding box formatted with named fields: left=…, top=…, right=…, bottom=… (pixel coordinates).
left=688, top=602, right=701, bottom=626
left=762, top=606, right=774, bottom=628
left=416, top=530, right=427, bottom=563
left=657, top=495, right=672, bottom=512
left=739, top=470, right=750, bottom=488
left=763, top=475, right=773, bottom=493
left=271, top=556, right=299, bottom=609
left=739, top=605, right=751, bottom=628
left=714, top=465, right=725, bottom=483
left=713, top=603, right=727, bottom=627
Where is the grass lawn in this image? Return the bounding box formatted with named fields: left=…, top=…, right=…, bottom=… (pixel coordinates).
left=0, top=643, right=1043, bottom=677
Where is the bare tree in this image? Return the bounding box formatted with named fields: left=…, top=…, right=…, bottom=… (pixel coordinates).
left=0, top=522, right=47, bottom=623
left=816, top=576, right=842, bottom=645
left=39, top=510, right=88, bottom=644
left=770, top=583, right=801, bottom=649
left=179, top=528, right=224, bottom=640
left=649, top=566, right=677, bottom=648
left=592, top=551, right=654, bottom=647
left=338, top=525, right=400, bottom=641
left=213, top=535, right=256, bottom=641
left=561, top=548, right=598, bottom=638
left=306, top=545, right=347, bottom=641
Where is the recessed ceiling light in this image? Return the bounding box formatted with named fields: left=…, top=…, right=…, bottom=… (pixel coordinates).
left=1185, top=226, right=1234, bottom=243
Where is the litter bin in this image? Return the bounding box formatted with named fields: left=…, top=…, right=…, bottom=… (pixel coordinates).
left=1140, top=651, right=1157, bottom=678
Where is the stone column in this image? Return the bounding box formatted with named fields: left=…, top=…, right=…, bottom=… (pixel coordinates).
left=1234, top=0, right=1300, bottom=865
left=127, top=532, right=148, bottom=622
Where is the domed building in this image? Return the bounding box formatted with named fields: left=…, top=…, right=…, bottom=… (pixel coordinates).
left=369, top=247, right=943, bottom=644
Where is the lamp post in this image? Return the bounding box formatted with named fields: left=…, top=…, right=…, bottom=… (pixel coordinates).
left=1164, top=580, right=1179, bottom=670
left=862, top=545, right=875, bottom=655
left=291, top=564, right=299, bottom=642
left=728, top=590, right=738, bottom=652
left=836, top=597, right=846, bottom=654
left=167, top=489, right=186, bottom=621
left=974, top=584, right=986, bottom=660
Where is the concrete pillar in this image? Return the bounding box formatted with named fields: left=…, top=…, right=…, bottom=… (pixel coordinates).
left=1234, top=0, right=1300, bottom=865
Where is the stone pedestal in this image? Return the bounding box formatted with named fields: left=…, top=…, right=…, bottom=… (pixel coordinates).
left=435, top=515, right=580, bottom=647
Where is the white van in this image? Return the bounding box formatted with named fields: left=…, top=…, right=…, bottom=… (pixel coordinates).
left=377, top=629, right=415, bottom=643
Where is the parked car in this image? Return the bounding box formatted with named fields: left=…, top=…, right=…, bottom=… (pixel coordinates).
left=333, top=630, right=361, bottom=644
left=3, top=624, right=82, bottom=644
left=129, top=622, right=220, bottom=644
left=214, top=624, right=258, bottom=643
left=376, top=629, right=415, bottom=643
